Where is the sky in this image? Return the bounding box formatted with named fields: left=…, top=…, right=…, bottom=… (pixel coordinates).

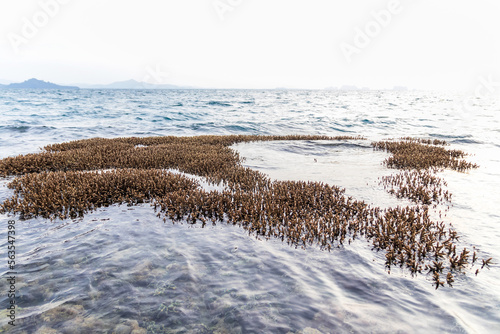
left=1, top=0, right=499, bottom=90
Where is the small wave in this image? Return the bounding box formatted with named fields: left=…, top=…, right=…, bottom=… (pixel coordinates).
left=223, top=124, right=255, bottom=132
left=207, top=101, right=232, bottom=107
left=172, top=102, right=183, bottom=107
left=18, top=261, right=50, bottom=273
left=451, top=138, right=482, bottom=144
left=327, top=127, right=353, bottom=133
left=0, top=125, right=56, bottom=133
left=2, top=125, right=30, bottom=132
left=429, top=133, right=473, bottom=140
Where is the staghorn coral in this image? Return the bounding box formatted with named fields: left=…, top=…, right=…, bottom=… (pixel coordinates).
left=0, top=135, right=487, bottom=288
left=380, top=169, right=452, bottom=205
left=372, top=138, right=478, bottom=206
left=371, top=137, right=478, bottom=171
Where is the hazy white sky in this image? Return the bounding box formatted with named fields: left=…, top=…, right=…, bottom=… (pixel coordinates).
left=1, top=0, right=499, bottom=90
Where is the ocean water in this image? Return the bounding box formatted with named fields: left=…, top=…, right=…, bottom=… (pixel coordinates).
left=0, top=89, right=499, bottom=333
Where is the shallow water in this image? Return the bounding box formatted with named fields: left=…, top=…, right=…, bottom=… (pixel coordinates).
left=0, top=89, right=499, bottom=333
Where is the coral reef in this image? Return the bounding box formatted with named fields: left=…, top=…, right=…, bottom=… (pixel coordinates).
left=0, top=135, right=486, bottom=288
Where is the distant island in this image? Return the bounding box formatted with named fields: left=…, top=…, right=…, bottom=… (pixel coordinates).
left=0, top=78, right=79, bottom=90
left=0, top=78, right=195, bottom=90
left=0, top=78, right=410, bottom=91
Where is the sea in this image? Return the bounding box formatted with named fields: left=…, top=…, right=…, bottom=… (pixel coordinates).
left=0, top=89, right=499, bottom=333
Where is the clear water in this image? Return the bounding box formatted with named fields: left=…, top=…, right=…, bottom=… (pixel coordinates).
left=0, top=89, right=499, bottom=333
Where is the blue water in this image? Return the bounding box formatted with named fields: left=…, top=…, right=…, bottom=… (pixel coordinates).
left=0, top=89, right=499, bottom=333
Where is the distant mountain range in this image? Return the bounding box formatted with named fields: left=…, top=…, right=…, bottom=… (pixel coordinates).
left=0, top=78, right=79, bottom=90
left=0, top=78, right=194, bottom=90
left=0, top=78, right=410, bottom=91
